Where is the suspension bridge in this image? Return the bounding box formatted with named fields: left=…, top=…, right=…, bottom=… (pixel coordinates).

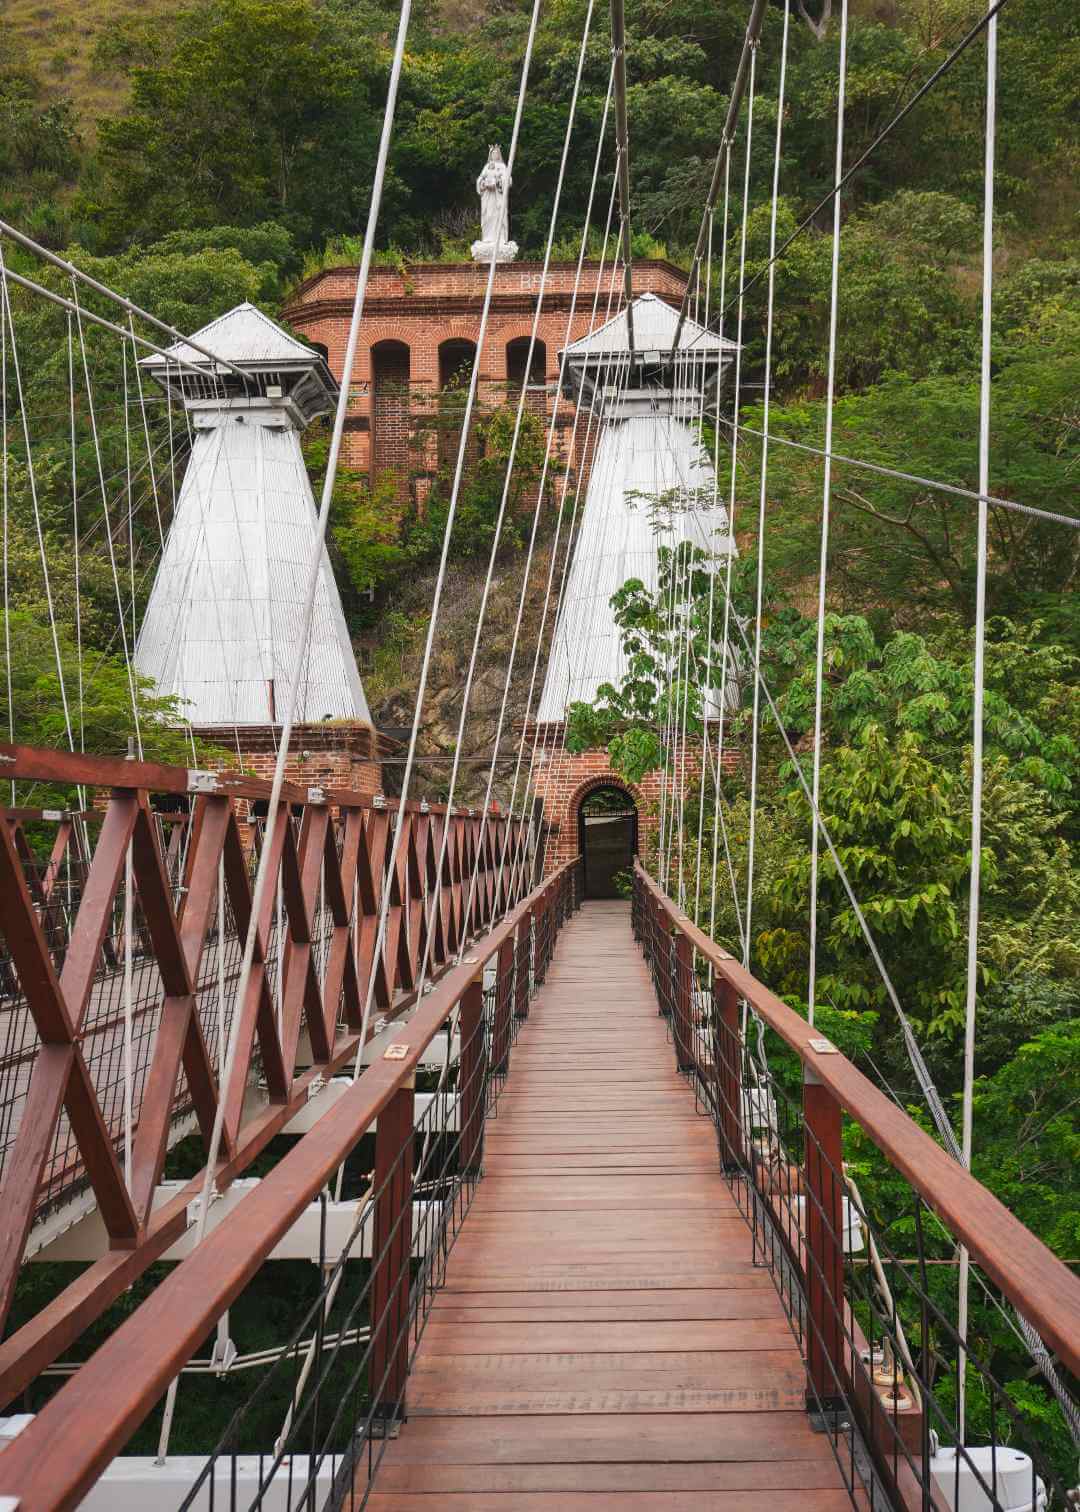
left=0, top=0, right=1077, bottom=1507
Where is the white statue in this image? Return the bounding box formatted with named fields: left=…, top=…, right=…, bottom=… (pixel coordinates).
left=471, top=144, right=518, bottom=263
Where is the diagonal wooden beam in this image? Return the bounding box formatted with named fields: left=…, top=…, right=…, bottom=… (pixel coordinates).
left=220, top=808, right=289, bottom=1139
left=0, top=1045, right=74, bottom=1330
left=64, top=1051, right=138, bottom=1246
left=127, top=799, right=231, bottom=1221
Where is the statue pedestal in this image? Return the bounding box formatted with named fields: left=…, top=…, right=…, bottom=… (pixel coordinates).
left=470, top=239, right=518, bottom=263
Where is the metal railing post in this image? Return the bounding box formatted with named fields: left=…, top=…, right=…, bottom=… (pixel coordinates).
left=714, top=975, right=742, bottom=1169
left=514, top=918, right=530, bottom=1020
left=370, top=1078, right=415, bottom=1423
left=803, top=1067, right=846, bottom=1413
left=658, top=915, right=673, bottom=1018
left=493, top=936, right=514, bottom=1074
left=674, top=929, right=694, bottom=1071
left=459, top=974, right=486, bottom=1175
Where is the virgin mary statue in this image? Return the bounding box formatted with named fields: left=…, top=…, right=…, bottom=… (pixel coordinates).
left=471, top=145, right=518, bottom=262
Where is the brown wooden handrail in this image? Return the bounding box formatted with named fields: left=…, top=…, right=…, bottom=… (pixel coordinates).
left=0, top=741, right=482, bottom=814
left=0, top=857, right=581, bottom=1512
left=635, top=861, right=1080, bottom=1378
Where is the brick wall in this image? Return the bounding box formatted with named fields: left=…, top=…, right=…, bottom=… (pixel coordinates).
left=282, top=260, right=689, bottom=481
left=195, top=722, right=385, bottom=799
left=526, top=724, right=739, bottom=878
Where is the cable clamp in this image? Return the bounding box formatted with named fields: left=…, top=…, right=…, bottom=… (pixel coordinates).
left=188, top=1183, right=224, bottom=1225
left=187, top=769, right=220, bottom=794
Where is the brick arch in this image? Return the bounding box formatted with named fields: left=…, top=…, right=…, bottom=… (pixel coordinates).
left=569, top=773, right=642, bottom=894
left=504, top=334, right=549, bottom=386
left=354, top=323, right=421, bottom=377
left=438, top=317, right=484, bottom=344
left=496, top=325, right=552, bottom=378
left=567, top=773, right=643, bottom=823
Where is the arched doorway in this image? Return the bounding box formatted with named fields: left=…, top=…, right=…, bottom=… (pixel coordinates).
left=578, top=784, right=638, bottom=899
left=506, top=336, right=547, bottom=418
left=372, top=339, right=410, bottom=498
left=437, top=338, right=479, bottom=466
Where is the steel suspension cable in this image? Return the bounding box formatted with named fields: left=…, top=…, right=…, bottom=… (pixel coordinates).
left=0, top=249, right=78, bottom=760
left=0, top=218, right=253, bottom=384
left=501, top=334, right=630, bottom=898
left=957, top=2, right=996, bottom=1447
left=71, top=284, right=143, bottom=755
left=710, top=42, right=759, bottom=959
left=155, top=0, right=417, bottom=1462
left=465, top=167, right=623, bottom=917
left=743, top=0, right=790, bottom=979
left=504, top=324, right=633, bottom=901
left=717, top=421, right=1079, bottom=531
left=671, top=0, right=768, bottom=353
left=807, top=0, right=849, bottom=1028
left=341, top=0, right=542, bottom=1093
left=609, top=0, right=636, bottom=356
left=709, top=0, right=1012, bottom=329
left=411, top=0, right=603, bottom=995
left=502, top=330, right=633, bottom=901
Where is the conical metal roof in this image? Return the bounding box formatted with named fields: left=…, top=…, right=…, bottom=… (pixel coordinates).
left=562, top=292, right=738, bottom=359
left=141, top=302, right=324, bottom=371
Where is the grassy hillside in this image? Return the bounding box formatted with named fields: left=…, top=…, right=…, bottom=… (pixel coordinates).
left=1, top=0, right=181, bottom=118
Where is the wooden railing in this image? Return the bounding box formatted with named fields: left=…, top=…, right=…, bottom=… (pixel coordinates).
left=633, top=861, right=1080, bottom=1510
left=0, top=742, right=563, bottom=1415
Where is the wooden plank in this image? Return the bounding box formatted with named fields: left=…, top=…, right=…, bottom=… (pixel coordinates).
left=367, top=1462, right=852, bottom=1494
left=372, top=1411, right=839, bottom=1465
left=437, top=1268, right=772, bottom=1292
left=415, top=1320, right=797, bottom=1355
left=366, top=1491, right=857, bottom=1510
left=430, top=1289, right=783, bottom=1319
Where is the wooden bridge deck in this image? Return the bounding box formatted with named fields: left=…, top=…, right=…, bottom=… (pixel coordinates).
left=366, top=900, right=857, bottom=1509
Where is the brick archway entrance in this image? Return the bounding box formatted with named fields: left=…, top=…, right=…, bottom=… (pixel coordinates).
left=577, top=781, right=638, bottom=899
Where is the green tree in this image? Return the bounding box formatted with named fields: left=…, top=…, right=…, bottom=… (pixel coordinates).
left=95, top=0, right=390, bottom=247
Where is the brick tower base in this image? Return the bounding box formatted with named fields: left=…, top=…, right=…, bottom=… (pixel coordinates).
left=526, top=724, right=702, bottom=880
left=196, top=722, right=390, bottom=797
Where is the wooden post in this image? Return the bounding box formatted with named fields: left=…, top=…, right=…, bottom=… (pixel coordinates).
left=514, top=918, right=530, bottom=1020
left=658, top=915, right=673, bottom=1018
left=713, top=975, right=742, bottom=1168
left=803, top=1068, right=846, bottom=1411
left=370, top=1079, right=415, bottom=1422
left=493, top=936, right=514, bottom=1073
left=458, top=974, right=486, bottom=1174
left=541, top=883, right=550, bottom=973
left=674, top=931, right=694, bottom=1071
left=535, top=887, right=550, bottom=984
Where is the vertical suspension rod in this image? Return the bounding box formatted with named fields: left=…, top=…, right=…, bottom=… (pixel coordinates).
left=609, top=0, right=635, bottom=356
left=670, top=0, right=768, bottom=354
